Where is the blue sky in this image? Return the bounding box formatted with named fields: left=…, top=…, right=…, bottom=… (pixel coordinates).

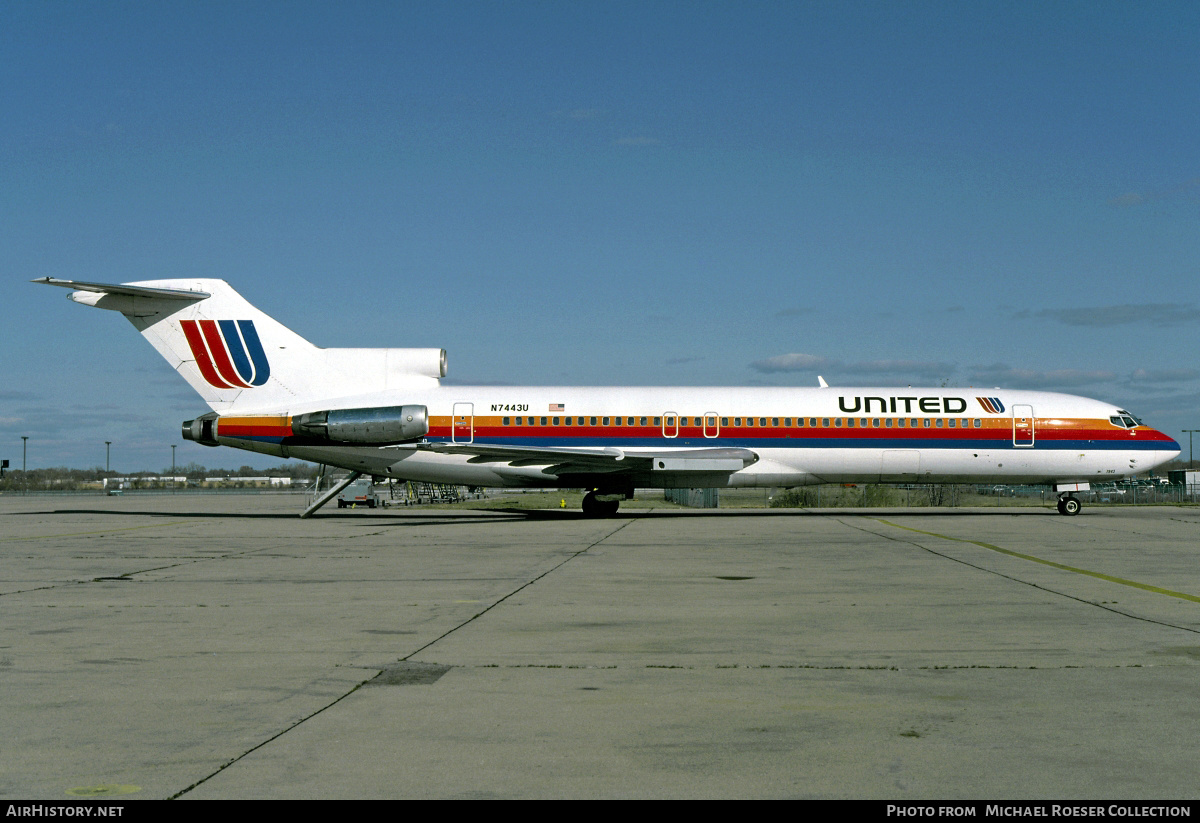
left=3, top=0, right=1198, bottom=471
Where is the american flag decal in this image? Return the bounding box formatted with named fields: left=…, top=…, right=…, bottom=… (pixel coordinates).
left=549, top=403, right=564, bottom=412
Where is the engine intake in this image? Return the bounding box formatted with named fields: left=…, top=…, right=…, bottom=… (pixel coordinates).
left=292, top=405, right=428, bottom=444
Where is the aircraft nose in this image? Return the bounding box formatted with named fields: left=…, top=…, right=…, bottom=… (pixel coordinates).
left=1154, top=434, right=1182, bottom=468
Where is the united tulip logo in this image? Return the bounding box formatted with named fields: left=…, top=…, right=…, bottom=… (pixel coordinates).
left=181, top=319, right=271, bottom=389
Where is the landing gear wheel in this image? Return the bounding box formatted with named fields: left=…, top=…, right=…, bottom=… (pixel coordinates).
left=582, top=491, right=620, bottom=517
left=1057, top=496, right=1081, bottom=516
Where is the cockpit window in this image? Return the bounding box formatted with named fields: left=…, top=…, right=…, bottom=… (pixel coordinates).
left=1110, top=411, right=1143, bottom=429
left=1116, top=409, right=1143, bottom=427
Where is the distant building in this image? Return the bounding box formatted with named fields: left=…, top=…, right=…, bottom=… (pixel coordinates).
left=202, top=476, right=293, bottom=487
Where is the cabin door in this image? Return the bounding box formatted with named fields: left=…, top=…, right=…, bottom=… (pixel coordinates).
left=452, top=402, right=474, bottom=444
left=1012, top=404, right=1035, bottom=448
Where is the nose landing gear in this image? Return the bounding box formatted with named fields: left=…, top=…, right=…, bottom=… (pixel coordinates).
left=1056, top=495, right=1081, bottom=516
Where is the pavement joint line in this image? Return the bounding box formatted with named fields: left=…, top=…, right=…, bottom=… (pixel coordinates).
left=0, top=520, right=191, bottom=541
left=399, top=518, right=637, bottom=661
left=0, top=539, right=305, bottom=599
left=169, top=516, right=637, bottom=800
left=839, top=517, right=1200, bottom=638
left=872, top=517, right=1200, bottom=605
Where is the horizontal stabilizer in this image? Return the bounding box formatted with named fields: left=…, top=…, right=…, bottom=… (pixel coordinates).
left=32, top=277, right=210, bottom=300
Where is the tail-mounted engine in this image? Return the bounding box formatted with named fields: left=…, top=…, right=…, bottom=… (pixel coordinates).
left=183, top=405, right=429, bottom=447
left=291, top=405, right=429, bottom=443
left=182, top=412, right=220, bottom=447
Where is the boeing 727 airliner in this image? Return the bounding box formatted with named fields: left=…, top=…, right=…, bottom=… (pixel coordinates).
left=35, top=278, right=1181, bottom=517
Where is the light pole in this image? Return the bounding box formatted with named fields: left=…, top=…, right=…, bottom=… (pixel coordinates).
left=22, top=436, right=28, bottom=472
left=1184, top=430, right=1199, bottom=469
left=171, top=445, right=176, bottom=491
left=105, top=441, right=111, bottom=473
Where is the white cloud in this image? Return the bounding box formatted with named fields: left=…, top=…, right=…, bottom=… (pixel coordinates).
left=840, top=360, right=955, bottom=379
left=967, top=364, right=1117, bottom=389
left=1128, top=368, right=1200, bottom=384
left=750, top=353, right=835, bottom=373
left=1035, top=304, right=1200, bottom=328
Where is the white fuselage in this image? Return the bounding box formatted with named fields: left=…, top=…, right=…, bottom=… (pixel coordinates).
left=215, top=384, right=1181, bottom=490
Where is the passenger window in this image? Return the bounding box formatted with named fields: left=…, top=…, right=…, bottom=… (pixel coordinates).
left=734, top=418, right=742, bottom=426
left=503, top=417, right=510, bottom=425
left=924, top=419, right=931, bottom=428
left=654, top=417, right=661, bottom=426
left=784, top=418, right=791, bottom=427
left=821, top=418, right=829, bottom=427
left=897, top=419, right=905, bottom=428
left=759, top=418, right=767, bottom=427
left=847, top=418, right=855, bottom=428
left=590, top=417, right=598, bottom=426
left=772, top=418, right=780, bottom=427
left=553, top=417, right=560, bottom=425
left=541, top=417, right=548, bottom=426
left=936, top=419, right=943, bottom=428
left=721, top=417, right=729, bottom=426
left=707, top=416, right=716, bottom=426
left=948, top=418, right=956, bottom=428
left=973, top=419, right=981, bottom=428
left=640, top=417, right=647, bottom=426
left=885, top=419, right=893, bottom=428
left=665, top=417, right=674, bottom=426
left=835, top=418, right=843, bottom=427
left=515, top=417, right=523, bottom=425
left=796, top=418, right=804, bottom=427
left=811, top=418, right=819, bottom=427
left=602, top=417, right=610, bottom=426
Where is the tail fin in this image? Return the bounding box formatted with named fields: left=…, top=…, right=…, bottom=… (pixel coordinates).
left=35, top=278, right=445, bottom=412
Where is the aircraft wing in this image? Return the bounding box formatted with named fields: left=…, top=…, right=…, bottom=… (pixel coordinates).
left=395, top=442, right=758, bottom=476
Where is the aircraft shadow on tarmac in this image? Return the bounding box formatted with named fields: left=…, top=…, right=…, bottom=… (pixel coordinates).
left=33, top=506, right=1057, bottom=523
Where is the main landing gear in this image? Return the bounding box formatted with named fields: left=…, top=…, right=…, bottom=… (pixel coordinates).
left=1056, top=495, right=1081, bottom=516
left=582, top=490, right=621, bottom=517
